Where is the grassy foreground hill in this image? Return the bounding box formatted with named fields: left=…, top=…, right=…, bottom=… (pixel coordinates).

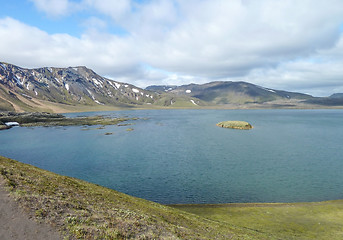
left=1, top=155, right=343, bottom=239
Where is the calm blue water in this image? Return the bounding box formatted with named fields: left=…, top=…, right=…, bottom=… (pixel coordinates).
left=1, top=109, right=343, bottom=204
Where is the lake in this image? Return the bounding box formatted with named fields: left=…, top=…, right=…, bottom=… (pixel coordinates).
left=1, top=109, right=343, bottom=204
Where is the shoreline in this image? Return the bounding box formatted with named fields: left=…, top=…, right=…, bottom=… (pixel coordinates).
left=2, top=95, right=343, bottom=115
left=1, top=155, right=343, bottom=239
left=2, top=103, right=343, bottom=115
left=1, top=153, right=340, bottom=207
left=2, top=157, right=341, bottom=206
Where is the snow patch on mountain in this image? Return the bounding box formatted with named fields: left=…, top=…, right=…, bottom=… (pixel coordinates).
left=190, top=100, right=198, bottom=105
left=94, top=100, right=104, bottom=105
left=258, top=86, right=276, bottom=93
left=92, top=78, right=103, bottom=88
left=109, top=80, right=121, bottom=89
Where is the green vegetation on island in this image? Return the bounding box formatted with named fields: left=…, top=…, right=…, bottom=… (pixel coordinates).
left=216, top=120, right=253, bottom=130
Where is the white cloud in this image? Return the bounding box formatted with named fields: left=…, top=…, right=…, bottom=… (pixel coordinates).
left=29, top=0, right=80, bottom=17
left=131, top=66, right=202, bottom=88
left=2, top=0, right=343, bottom=96
left=0, top=17, right=139, bottom=77
left=139, top=0, right=343, bottom=77
left=82, top=17, right=107, bottom=30
left=234, top=33, right=343, bottom=96
left=84, top=0, right=131, bottom=21
left=126, top=0, right=178, bottom=38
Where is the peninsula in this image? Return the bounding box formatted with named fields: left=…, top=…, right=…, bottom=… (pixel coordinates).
left=0, top=112, right=136, bottom=130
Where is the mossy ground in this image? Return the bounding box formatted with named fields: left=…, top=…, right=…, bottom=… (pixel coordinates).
left=173, top=202, right=343, bottom=240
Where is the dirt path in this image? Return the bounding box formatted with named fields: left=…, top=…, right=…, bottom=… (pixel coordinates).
left=0, top=177, right=62, bottom=240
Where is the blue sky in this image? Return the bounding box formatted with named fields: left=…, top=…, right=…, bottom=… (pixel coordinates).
left=0, top=0, right=128, bottom=36
left=1, top=0, right=343, bottom=96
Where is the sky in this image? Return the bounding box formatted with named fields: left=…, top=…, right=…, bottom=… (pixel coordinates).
left=1, top=0, right=343, bottom=96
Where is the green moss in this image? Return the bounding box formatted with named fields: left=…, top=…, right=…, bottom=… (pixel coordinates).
left=217, top=120, right=253, bottom=130
left=173, top=202, right=343, bottom=240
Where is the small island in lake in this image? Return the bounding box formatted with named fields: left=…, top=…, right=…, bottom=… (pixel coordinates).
left=216, top=121, right=253, bottom=130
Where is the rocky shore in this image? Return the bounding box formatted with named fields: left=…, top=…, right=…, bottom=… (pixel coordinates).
left=0, top=111, right=135, bottom=130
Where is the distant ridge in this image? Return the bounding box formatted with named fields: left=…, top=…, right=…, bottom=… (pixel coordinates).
left=329, top=93, right=343, bottom=98
left=146, top=81, right=312, bottom=105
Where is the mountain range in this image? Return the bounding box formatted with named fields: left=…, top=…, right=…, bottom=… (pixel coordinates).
left=1, top=62, right=342, bottom=112
left=147, top=81, right=312, bottom=105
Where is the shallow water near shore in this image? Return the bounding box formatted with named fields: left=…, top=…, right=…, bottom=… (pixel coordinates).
left=1, top=109, right=343, bottom=204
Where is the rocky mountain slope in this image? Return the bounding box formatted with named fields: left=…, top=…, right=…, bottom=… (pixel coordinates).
left=0, top=62, right=158, bottom=111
